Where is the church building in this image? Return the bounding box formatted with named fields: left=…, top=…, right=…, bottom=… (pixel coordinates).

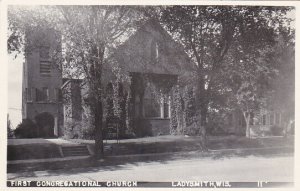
left=22, top=20, right=194, bottom=138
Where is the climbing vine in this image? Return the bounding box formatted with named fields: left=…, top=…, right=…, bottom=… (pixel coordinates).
left=125, top=89, right=132, bottom=132
left=169, top=84, right=197, bottom=135
left=104, top=70, right=198, bottom=137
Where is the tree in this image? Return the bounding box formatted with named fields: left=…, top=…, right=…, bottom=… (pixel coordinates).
left=58, top=6, right=143, bottom=158
left=223, top=17, right=295, bottom=137
left=14, top=118, right=39, bottom=138
left=159, top=6, right=293, bottom=138
left=7, top=114, right=14, bottom=138
left=8, top=5, right=142, bottom=158
left=268, top=28, right=295, bottom=122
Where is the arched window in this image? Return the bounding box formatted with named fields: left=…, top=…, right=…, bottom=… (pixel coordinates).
left=151, top=40, right=159, bottom=62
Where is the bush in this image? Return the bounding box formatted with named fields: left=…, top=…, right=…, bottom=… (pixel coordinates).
left=7, top=114, right=14, bottom=138
left=81, top=122, right=95, bottom=140
left=133, top=118, right=152, bottom=137
left=63, top=120, right=95, bottom=140
left=185, top=123, right=199, bottom=135
left=289, top=121, right=295, bottom=135
left=185, top=116, right=207, bottom=136
left=206, top=111, right=229, bottom=135
left=7, top=126, right=14, bottom=138
left=63, top=121, right=82, bottom=139
left=34, top=112, right=54, bottom=137
left=270, top=125, right=284, bottom=136
left=249, top=125, right=263, bottom=137
left=14, top=119, right=39, bottom=138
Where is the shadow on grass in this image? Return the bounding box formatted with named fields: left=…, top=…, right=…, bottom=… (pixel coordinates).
left=211, top=147, right=294, bottom=160
left=8, top=151, right=192, bottom=174
left=7, top=144, right=62, bottom=161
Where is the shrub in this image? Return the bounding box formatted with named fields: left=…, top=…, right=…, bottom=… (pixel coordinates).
left=81, top=121, right=95, bottom=140
left=249, top=125, right=265, bottom=137
left=185, top=116, right=207, bottom=136
left=63, top=120, right=82, bottom=139
left=185, top=122, right=199, bottom=136
left=270, top=125, right=284, bottom=136
left=14, top=119, right=39, bottom=138
left=206, top=111, right=228, bottom=135
left=63, top=120, right=95, bottom=140
left=7, top=126, right=14, bottom=138
left=34, top=112, right=54, bottom=137
left=7, top=116, right=14, bottom=138
left=133, top=118, right=152, bottom=137
left=289, top=121, right=295, bottom=135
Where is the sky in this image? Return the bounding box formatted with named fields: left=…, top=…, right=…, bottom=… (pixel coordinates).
left=7, top=54, right=23, bottom=129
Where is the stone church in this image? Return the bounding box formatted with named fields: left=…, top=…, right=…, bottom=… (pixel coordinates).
left=22, top=20, right=195, bottom=138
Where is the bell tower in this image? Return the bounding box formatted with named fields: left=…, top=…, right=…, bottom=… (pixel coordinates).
left=22, top=27, right=63, bottom=137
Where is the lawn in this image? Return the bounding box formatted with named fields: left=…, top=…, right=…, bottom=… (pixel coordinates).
left=71, top=135, right=294, bottom=156
left=7, top=135, right=294, bottom=160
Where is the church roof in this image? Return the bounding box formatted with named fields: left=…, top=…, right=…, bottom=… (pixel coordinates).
left=114, top=19, right=195, bottom=77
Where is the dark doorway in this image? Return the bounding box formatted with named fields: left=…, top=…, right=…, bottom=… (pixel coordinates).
left=34, top=112, right=55, bottom=138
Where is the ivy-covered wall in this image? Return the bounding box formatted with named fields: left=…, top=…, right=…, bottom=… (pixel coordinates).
left=169, top=85, right=198, bottom=135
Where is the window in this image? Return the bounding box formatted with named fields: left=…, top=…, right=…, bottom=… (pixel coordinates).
left=144, top=96, right=170, bottom=119
left=43, top=87, right=49, bottom=101
left=151, top=41, right=159, bottom=62
left=144, top=97, right=160, bottom=118
left=36, top=88, right=42, bottom=102
left=163, top=102, right=169, bottom=118
left=262, top=114, right=266, bottom=125
left=155, top=42, right=159, bottom=60
left=36, top=87, right=49, bottom=102
left=275, top=113, right=281, bottom=125
left=31, top=88, right=35, bottom=101
left=27, top=88, right=32, bottom=101
left=40, top=46, right=50, bottom=60
left=270, top=113, right=274, bottom=125
left=40, top=61, right=51, bottom=76
left=54, top=88, right=62, bottom=102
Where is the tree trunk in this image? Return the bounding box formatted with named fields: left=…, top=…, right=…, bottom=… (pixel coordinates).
left=200, top=106, right=208, bottom=127
left=94, top=100, right=104, bottom=159
left=89, top=44, right=105, bottom=159
left=194, top=76, right=208, bottom=149
left=243, top=112, right=251, bottom=138
left=245, top=121, right=250, bottom=138
left=199, top=105, right=208, bottom=150
left=139, top=93, right=144, bottom=118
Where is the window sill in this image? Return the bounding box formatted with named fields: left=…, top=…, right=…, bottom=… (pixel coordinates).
left=144, top=117, right=170, bottom=120
left=30, top=101, right=61, bottom=104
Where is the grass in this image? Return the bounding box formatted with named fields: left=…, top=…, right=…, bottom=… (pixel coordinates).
left=7, top=144, right=62, bottom=160
left=7, top=135, right=294, bottom=161
left=7, top=135, right=294, bottom=173
left=75, top=135, right=294, bottom=156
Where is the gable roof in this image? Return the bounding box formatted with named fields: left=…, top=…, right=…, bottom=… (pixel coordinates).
left=114, top=19, right=195, bottom=77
